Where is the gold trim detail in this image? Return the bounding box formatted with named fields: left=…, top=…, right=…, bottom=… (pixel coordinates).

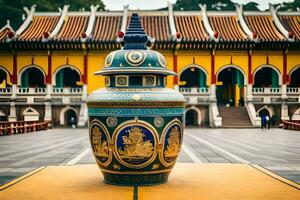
left=156, top=52, right=167, bottom=67
left=106, top=116, right=117, bottom=127
left=159, top=119, right=183, bottom=167
left=105, top=52, right=114, bottom=67
left=87, top=101, right=185, bottom=108
left=89, top=119, right=112, bottom=167
left=98, top=164, right=172, bottom=175
left=154, top=116, right=164, bottom=127
left=94, top=68, right=176, bottom=76
left=113, top=164, right=121, bottom=170
left=151, top=164, right=160, bottom=170
left=125, top=51, right=146, bottom=66
left=112, top=119, right=159, bottom=169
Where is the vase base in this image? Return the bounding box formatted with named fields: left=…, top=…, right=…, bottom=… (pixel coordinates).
left=102, top=172, right=170, bottom=186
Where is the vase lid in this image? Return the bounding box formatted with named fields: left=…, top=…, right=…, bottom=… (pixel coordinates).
left=94, top=13, right=176, bottom=76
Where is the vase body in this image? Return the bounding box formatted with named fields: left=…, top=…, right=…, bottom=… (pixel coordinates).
left=88, top=87, right=185, bottom=185
left=87, top=13, right=185, bottom=186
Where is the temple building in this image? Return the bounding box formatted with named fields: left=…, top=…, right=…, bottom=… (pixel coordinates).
left=0, top=3, right=299, bottom=127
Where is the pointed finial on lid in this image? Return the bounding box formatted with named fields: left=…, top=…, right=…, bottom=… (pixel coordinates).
left=123, top=13, right=149, bottom=50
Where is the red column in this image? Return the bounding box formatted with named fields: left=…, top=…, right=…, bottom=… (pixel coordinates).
left=173, top=52, right=178, bottom=85
left=283, top=50, right=288, bottom=84
left=248, top=51, right=253, bottom=84
left=46, top=52, right=52, bottom=84
left=211, top=51, right=216, bottom=84
left=82, top=54, right=88, bottom=84
left=12, top=53, right=17, bottom=84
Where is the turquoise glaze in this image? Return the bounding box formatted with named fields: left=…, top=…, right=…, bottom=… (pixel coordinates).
left=87, top=13, right=185, bottom=186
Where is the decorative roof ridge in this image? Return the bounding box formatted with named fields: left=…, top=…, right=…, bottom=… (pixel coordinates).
left=173, top=11, right=201, bottom=16
left=123, top=13, right=148, bottom=50
left=236, top=4, right=257, bottom=42
left=34, top=12, right=61, bottom=16
left=95, top=11, right=124, bottom=16
left=199, top=4, right=219, bottom=42
left=270, top=4, right=293, bottom=41
left=67, top=12, right=91, bottom=16
left=116, top=5, right=129, bottom=43
left=82, top=5, right=99, bottom=42
left=278, top=11, right=300, bottom=16
left=206, top=11, right=236, bottom=16
left=168, top=1, right=177, bottom=40
left=15, top=5, right=36, bottom=38
left=243, top=11, right=271, bottom=16
left=47, top=5, right=69, bottom=41
left=127, top=10, right=169, bottom=16
left=0, top=20, right=14, bottom=33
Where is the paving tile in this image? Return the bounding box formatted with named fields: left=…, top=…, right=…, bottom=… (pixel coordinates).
left=0, top=128, right=300, bottom=184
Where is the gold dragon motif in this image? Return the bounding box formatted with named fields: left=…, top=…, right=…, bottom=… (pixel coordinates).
left=92, top=126, right=109, bottom=158
left=118, top=126, right=153, bottom=159
left=164, top=126, right=180, bottom=158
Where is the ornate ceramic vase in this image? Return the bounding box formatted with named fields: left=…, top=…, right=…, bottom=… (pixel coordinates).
left=87, top=13, right=185, bottom=186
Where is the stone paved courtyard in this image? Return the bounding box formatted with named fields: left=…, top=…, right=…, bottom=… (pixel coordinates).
left=0, top=128, right=299, bottom=185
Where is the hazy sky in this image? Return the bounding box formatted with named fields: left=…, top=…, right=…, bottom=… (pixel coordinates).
left=102, top=0, right=294, bottom=11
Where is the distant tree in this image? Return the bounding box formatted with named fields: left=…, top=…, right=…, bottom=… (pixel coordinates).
left=173, top=0, right=235, bottom=11
left=172, top=0, right=299, bottom=11
left=0, top=0, right=106, bottom=29
left=243, top=2, right=259, bottom=11
left=278, top=0, right=300, bottom=11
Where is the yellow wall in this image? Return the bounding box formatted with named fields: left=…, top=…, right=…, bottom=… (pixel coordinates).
left=16, top=53, right=48, bottom=85
left=215, top=52, right=248, bottom=83
left=0, top=54, right=13, bottom=74
left=252, top=54, right=266, bottom=74
left=158, top=51, right=174, bottom=89
left=52, top=53, right=84, bottom=76
left=0, top=49, right=299, bottom=90
left=176, top=51, right=250, bottom=86
left=268, top=53, right=283, bottom=74
left=287, top=53, right=300, bottom=74
left=177, top=51, right=211, bottom=85
left=87, top=51, right=108, bottom=94
left=252, top=52, right=283, bottom=74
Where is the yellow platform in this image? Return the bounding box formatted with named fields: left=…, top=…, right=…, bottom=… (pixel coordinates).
left=0, top=164, right=299, bottom=200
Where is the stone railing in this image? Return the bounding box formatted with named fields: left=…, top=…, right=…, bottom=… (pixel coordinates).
left=252, top=87, right=281, bottom=95
left=0, top=87, right=83, bottom=96
left=286, top=87, right=300, bottom=95
left=18, top=87, right=46, bottom=95
left=52, top=87, right=83, bottom=95
left=179, top=87, right=210, bottom=95
left=0, top=87, right=12, bottom=95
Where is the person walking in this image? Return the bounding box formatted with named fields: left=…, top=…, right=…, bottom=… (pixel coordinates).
left=266, top=115, right=270, bottom=129
left=261, top=115, right=266, bottom=130
left=70, top=117, right=76, bottom=129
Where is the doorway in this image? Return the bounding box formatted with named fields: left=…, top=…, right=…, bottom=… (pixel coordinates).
left=185, top=109, right=198, bottom=126
left=65, top=109, right=78, bottom=126
left=216, top=67, right=244, bottom=107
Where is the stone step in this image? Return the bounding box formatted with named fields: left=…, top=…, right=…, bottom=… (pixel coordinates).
left=222, top=123, right=252, bottom=126
left=218, top=106, right=253, bottom=128
left=220, top=126, right=257, bottom=129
